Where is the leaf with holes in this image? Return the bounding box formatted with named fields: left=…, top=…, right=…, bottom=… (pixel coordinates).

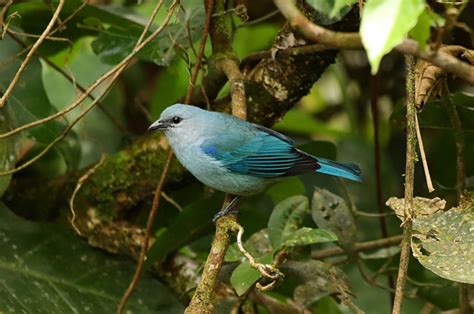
left=282, top=260, right=352, bottom=307
left=311, top=188, right=355, bottom=248
left=411, top=196, right=474, bottom=283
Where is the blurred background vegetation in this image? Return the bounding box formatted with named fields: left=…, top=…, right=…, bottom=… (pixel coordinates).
left=0, top=0, right=473, bottom=313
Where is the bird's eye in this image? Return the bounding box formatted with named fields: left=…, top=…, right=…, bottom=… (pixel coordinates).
left=172, top=116, right=182, bottom=124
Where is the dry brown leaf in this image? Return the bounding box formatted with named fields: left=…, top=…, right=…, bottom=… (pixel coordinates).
left=415, top=45, right=474, bottom=109
left=386, top=196, right=446, bottom=222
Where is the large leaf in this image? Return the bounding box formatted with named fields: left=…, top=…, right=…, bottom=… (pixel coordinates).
left=282, top=227, right=337, bottom=247
left=145, top=194, right=224, bottom=266
left=91, top=1, right=205, bottom=65
left=274, top=109, right=348, bottom=138
left=8, top=0, right=148, bottom=56
left=411, top=196, right=474, bottom=284
left=282, top=260, right=351, bottom=307
left=360, top=0, right=425, bottom=74
left=0, top=204, right=183, bottom=313
left=390, top=93, right=474, bottom=132
left=230, top=253, right=273, bottom=296
left=311, top=188, right=356, bottom=248
left=0, top=37, right=64, bottom=144
left=408, top=9, right=443, bottom=50
left=267, top=195, right=310, bottom=250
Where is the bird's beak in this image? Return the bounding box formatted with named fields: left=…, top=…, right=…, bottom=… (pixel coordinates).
left=148, top=120, right=169, bottom=132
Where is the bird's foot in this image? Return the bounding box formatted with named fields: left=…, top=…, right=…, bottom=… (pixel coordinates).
left=212, top=196, right=240, bottom=224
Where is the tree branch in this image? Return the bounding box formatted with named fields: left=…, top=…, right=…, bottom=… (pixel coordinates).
left=186, top=0, right=247, bottom=312
left=312, top=235, right=403, bottom=259
left=273, top=0, right=474, bottom=85
left=392, top=55, right=417, bottom=314
left=118, top=0, right=212, bottom=311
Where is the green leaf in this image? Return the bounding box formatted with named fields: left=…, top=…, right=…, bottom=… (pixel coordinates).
left=411, top=196, right=474, bottom=284
left=330, top=0, right=358, bottom=18
left=0, top=37, right=64, bottom=144
left=225, top=229, right=272, bottom=262
left=408, top=10, right=431, bottom=50
left=311, top=188, right=356, bottom=248
left=0, top=108, right=17, bottom=197
left=304, top=0, right=355, bottom=24
left=265, top=177, right=305, bottom=203
left=408, top=10, right=443, bottom=50
left=282, top=260, right=351, bottom=306
left=282, top=227, right=337, bottom=247
left=360, top=0, right=425, bottom=74
left=274, top=109, right=348, bottom=138
left=267, top=195, right=309, bottom=250
left=91, top=2, right=205, bottom=65
left=230, top=253, right=273, bottom=296
left=390, top=93, right=474, bottom=132
left=145, top=194, right=224, bottom=266
left=297, top=140, right=337, bottom=160
left=0, top=204, right=184, bottom=313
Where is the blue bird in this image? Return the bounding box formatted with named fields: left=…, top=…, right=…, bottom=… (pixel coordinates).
left=149, top=104, right=362, bottom=221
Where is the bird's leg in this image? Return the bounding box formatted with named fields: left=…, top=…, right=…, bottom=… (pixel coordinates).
left=212, top=195, right=241, bottom=223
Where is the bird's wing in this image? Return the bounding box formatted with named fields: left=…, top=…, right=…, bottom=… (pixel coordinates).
left=201, top=128, right=320, bottom=178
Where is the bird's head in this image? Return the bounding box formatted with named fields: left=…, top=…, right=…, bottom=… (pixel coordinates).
left=148, top=103, right=205, bottom=135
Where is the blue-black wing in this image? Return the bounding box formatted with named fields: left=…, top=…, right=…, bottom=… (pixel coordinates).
left=201, top=127, right=320, bottom=178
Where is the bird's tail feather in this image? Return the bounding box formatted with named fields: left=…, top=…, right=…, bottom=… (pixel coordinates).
left=315, top=157, right=363, bottom=182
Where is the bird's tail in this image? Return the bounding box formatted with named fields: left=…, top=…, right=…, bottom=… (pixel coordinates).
left=315, top=157, right=363, bottom=182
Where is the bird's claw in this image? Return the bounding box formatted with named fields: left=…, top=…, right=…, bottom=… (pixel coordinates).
left=212, top=209, right=239, bottom=224
left=212, top=196, right=240, bottom=224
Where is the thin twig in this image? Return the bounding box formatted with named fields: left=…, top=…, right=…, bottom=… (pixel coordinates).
left=441, top=81, right=466, bottom=200
left=235, top=224, right=282, bottom=283
left=312, top=234, right=404, bottom=259
left=185, top=0, right=214, bottom=103
left=114, top=1, right=174, bottom=312
left=116, top=151, right=174, bottom=313
left=0, top=69, right=120, bottom=176
left=415, top=114, right=435, bottom=192
left=161, top=191, right=184, bottom=212
left=0, top=0, right=178, bottom=177
left=236, top=9, right=280, bottom=28
left=186, top=0, right=247, bottom=312
left=392, top=55, right=417, bottom=314
left=0, top=0, right=65, bottom=108
left=273, top=0, right=474, bottom=85
left=370, top=73, right=394, bottom=308
left=0, top=0, right=175, bottom=140
left=117, top=0, right=211, bottom=311
left=6, top=29, right=71, bottom=42
left=70, top=154, right=106, bottom=236
left=7, top=30, right=129, bottom=134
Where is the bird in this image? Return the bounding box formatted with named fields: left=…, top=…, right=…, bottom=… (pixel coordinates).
left=148, top=104, right=362, bottom=221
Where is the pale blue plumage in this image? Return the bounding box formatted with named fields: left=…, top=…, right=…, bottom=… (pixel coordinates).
left=149, top=104, right=362, bottom=197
